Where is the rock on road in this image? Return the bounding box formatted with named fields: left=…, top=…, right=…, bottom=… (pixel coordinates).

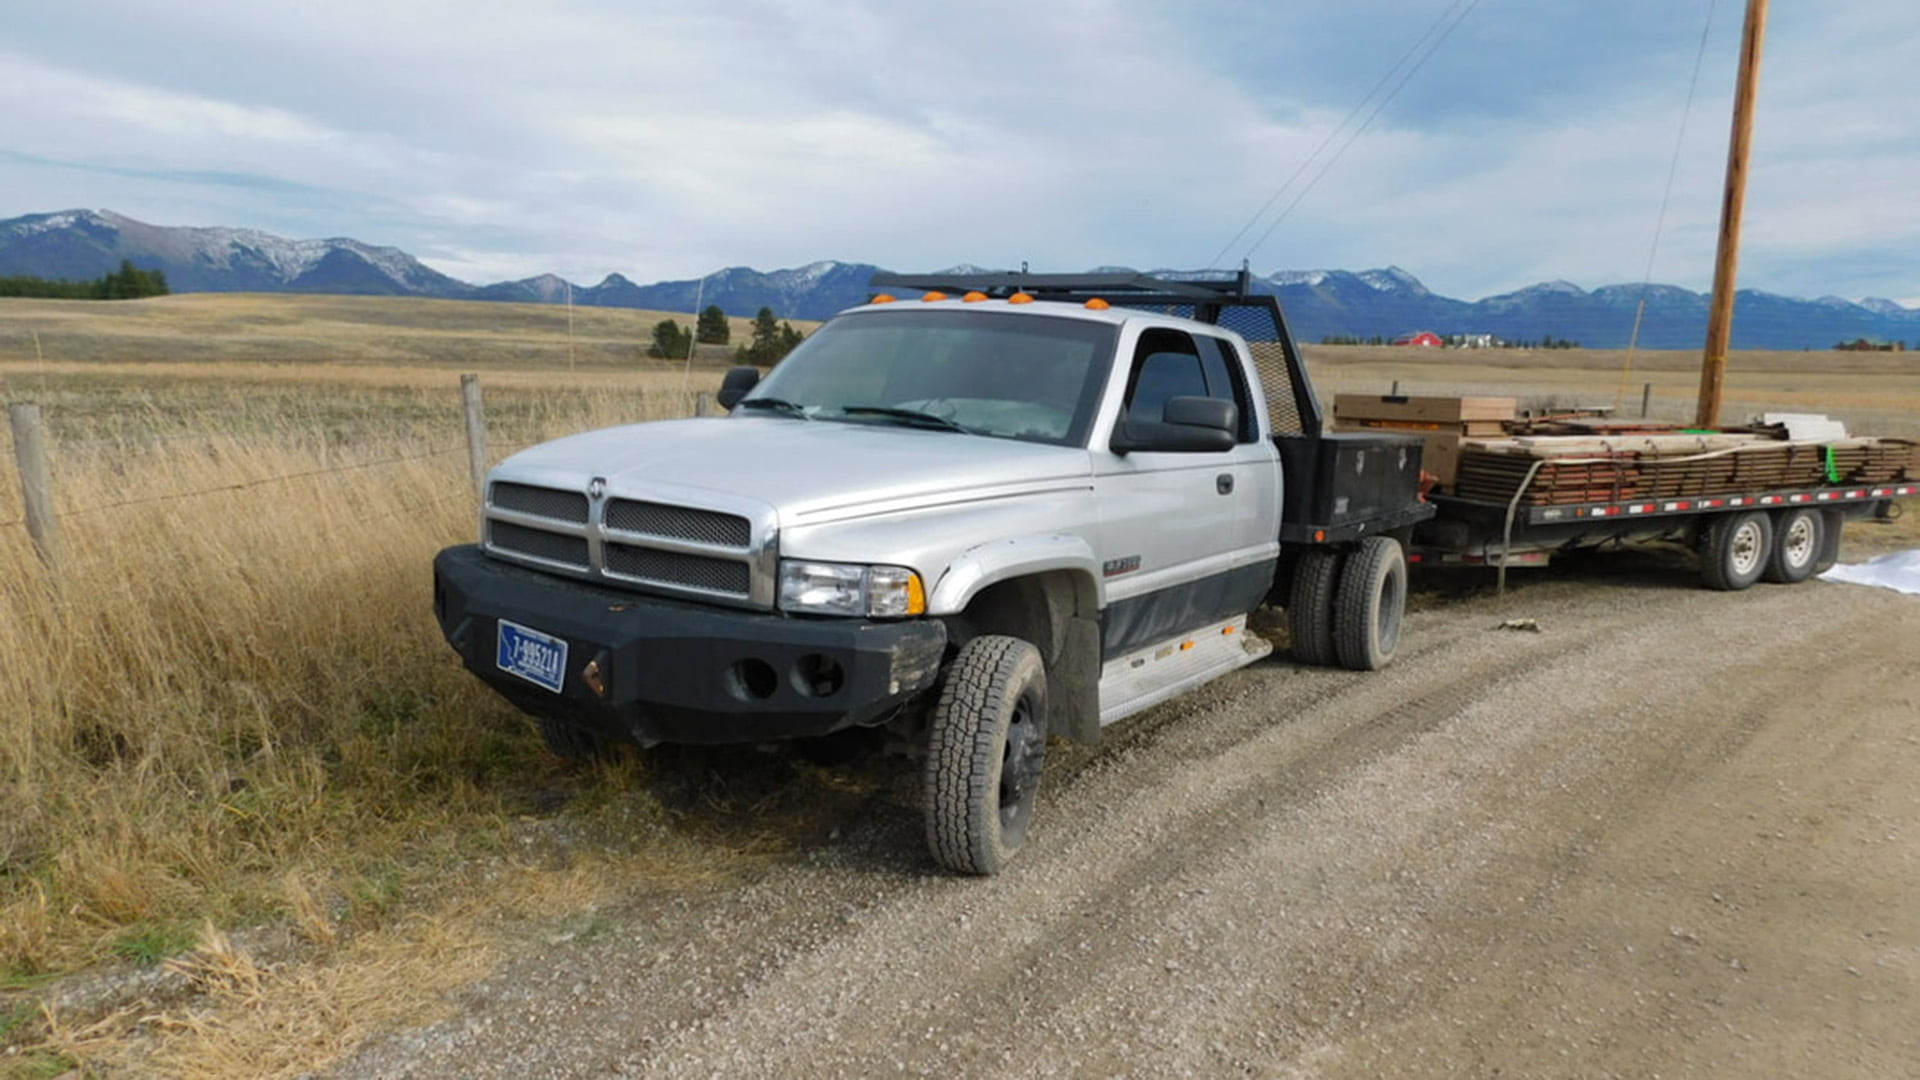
left=333, top=563, right=1920, bottom=1079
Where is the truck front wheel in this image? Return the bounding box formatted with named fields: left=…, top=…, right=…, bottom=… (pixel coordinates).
left=1333, top=536, right=1407, bottom=671
left=925, top=635, right=1049, bottom=874
left=1700, top=510, right=1773, bottom=591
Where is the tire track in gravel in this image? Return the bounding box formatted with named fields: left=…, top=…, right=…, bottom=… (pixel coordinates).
left=616, top=582, right=1918, bottom=1078
left=611, top=588, right=1712, bottom=1076
left=328, top=577, right=1920, bottom=1080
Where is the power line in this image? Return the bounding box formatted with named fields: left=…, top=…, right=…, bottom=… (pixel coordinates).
left=1617, top=0, right=1722, bottom=407
left=1207, top=0, right=1476, bottom=271
left=1239, top=0, right=1484, bottom=267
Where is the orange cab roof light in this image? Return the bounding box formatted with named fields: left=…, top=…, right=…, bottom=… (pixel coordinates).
left=1085, top=297, right=1111, bottom=310
left=1008, top=292, right=1035, bottom=304
left=962, top=291, right=988, bottom=302
left=870, top=293, right=897, bottom=304
left=921, top=291, right=949, bottom=302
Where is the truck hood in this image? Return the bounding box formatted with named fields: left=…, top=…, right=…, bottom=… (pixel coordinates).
left=494, top=416, right=1091, bottom=525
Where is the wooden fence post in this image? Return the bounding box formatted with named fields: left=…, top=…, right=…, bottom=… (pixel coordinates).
left=1641, top=382, right=1653, bottom=419
left=8, top=403, right=59, bottom=567
left=694, top=391, right=712, bottom=418
left=460, top=374, right=488, bottom=499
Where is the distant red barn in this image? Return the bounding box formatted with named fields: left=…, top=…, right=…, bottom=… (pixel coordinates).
left=1392, top=331, right=1443, bottom=347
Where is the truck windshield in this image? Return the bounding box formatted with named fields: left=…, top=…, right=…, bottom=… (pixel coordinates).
left=740, top=308, right=1117, bottom=447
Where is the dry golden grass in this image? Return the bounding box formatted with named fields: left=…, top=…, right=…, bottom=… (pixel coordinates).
left=37, top=862, right=635, bottom=1079
left=0, top=296, right=1914, bottom=1075
left=0, top=389, right=610, bottom=966
left=0, top=291, right=815, bottom=371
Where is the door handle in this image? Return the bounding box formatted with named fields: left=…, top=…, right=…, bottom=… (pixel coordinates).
left=1216, top=473, right=1234, bottom=495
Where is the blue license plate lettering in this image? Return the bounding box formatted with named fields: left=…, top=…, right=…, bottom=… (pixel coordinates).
left=496, top=619, right=568, bottom=693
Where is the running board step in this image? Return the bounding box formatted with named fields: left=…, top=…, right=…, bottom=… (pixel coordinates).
left=1097, top=614, right=1272, bottom=728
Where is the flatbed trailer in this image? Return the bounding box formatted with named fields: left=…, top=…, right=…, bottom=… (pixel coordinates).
left=1413, top=475, right=1915, bottom=590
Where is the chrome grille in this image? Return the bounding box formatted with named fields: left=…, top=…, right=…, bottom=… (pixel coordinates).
left=488, top=520, right=589, bottom=568
left=605, top=499, right=751, bottom=546
left=604, top=544, right=751, bottom=594
left=491, top=482, right=589, bottom=523
left=481, top=477, right=772, bottom=607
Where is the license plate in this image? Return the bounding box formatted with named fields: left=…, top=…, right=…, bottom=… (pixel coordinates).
left=496, top=619, right=568, bottom=694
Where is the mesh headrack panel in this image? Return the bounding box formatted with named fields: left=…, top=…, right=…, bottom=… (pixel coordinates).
left=867, top=271, right=1323, bottom=435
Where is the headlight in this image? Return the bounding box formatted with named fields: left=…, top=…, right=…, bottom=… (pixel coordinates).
left=778, top=560, right=926, bottom=617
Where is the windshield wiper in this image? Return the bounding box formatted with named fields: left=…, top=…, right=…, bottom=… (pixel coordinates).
left=838, top=405, right=974, bottom=433
left=735, top=397, right=811, bottom=419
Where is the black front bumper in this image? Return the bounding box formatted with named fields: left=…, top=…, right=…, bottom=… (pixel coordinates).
left=433, top=545, right=947, bottom=747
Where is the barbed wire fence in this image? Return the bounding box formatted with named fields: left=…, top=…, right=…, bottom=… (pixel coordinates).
left=0, top=373, right=661, bottom=564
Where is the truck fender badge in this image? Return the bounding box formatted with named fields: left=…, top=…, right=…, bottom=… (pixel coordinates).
left=1103, top=555, right=1142, bottom=577
left=588, top=476, right=607, bottom=500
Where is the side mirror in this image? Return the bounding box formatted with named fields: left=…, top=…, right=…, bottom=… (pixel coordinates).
left=1109, top=395, right=1238, bottom=454
left=716, top=366, right=761, bottom=411
left=1162, top=395, right=1238, bottom=434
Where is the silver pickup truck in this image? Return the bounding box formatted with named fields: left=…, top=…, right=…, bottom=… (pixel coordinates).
left=433, top=272, right=1431, bottom=872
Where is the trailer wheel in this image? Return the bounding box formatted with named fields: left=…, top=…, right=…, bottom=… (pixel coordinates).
left=1333, top=536, right=1407, bottom=671
left=1812, top=509, right=1846, bottom=574
left=924, top=635, right=1048, bottom=875
left=1762, top=508, right=1823, bottom=584
left=1699, top=510, right=1773, bottom=591
left=1288, top=549, right=1343, bottom=667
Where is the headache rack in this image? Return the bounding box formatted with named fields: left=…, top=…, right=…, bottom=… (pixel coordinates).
left=869, top=269, right=1324, bottom=437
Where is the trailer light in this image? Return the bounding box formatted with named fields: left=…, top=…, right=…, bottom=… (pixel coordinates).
left=921, top=291, right=949, bottom=302
left=1313, top=529, right=1326, bottom=543
left=1084, top=298, right=1110, bottom=310
left=581, top=658, right=606, bottom=698
left=962, top=291, right=988, bottom=302
left=1008, top=292, right=1035, bottom=304
left=871, top=293, right=897, bottom=304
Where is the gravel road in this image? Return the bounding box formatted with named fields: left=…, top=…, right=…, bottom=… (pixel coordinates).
left=332, top=556, right=1919, bottom=1079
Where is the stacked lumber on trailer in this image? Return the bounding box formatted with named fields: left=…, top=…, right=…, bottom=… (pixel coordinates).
left=1330, top=396, right=1920, bottom=505
left=1330, top=395, right=1517, bottom=489
left=1451, top=433, right=1920, bottom=506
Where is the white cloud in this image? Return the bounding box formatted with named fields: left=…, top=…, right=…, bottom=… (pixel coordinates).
left=1, top=1, right=1914, bottom=302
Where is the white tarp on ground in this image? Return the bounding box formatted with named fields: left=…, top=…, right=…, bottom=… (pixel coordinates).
left=1820, top=550, right=1920, bottom=595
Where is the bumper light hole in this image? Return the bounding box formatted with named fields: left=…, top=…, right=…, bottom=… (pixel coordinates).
left=791, top=653, right=845, bottom=698
left=727, top=658, right=779, bottom=701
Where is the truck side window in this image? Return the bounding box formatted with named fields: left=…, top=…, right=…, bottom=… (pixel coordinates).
left=1196, top=335, right=1255, bottom=442
left=1124, top=329, right=1208, bottom=424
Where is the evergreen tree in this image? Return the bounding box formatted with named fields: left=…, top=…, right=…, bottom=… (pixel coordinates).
left=0, top=261, right=168, bottom=300
left=696, top=304, right=730, bottom=345
left=647, top=318, right=692, bottom=359
left=736, top=307, right=805, bottom=366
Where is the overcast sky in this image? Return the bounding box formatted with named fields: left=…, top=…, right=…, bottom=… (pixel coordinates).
left=3, top=1, right=1915, bottom=303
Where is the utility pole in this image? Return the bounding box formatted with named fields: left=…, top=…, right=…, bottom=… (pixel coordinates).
left=1695, top=0, right=1768, bottom=429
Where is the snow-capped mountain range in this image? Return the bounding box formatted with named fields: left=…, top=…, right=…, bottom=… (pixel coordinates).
left=3, top=209, right=1915, bottom=350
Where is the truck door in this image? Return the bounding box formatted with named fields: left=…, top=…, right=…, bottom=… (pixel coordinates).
left=1092, top=327, right=1278, bottom=658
